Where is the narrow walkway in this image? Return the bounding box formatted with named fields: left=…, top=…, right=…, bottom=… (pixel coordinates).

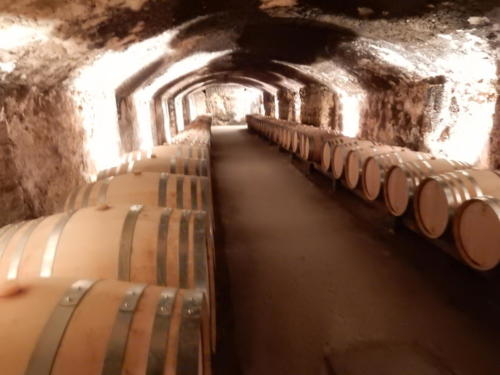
left=211, top=125, right=500, bottom=375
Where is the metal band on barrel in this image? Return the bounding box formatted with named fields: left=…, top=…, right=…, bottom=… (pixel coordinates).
left=25, top=279, right=97, bottom=375
left=97, top=177, right=113, bottom=205
left=191, top=178, right=197, bottom=209
left=178, top=211, right=191, bottom=288
left=0, top=222, right=27, bottom=261
left=126, top=161, right=135, bottom=174
left=101, top=284, right=147, bottom=375
left=118, top=205, right=144, bottom=281
left=176, top=290, right=204, bottom=375
left=156, top=208, right=172, bottom=286
left=158, top=173, right=168, bottom=207
left=81, top=183, right=95, bottom=208
left=146, top=288, right=178, bottom=375
left=40, top=210, right=78, bottom=277
left=176, top=176, right=184, bottom=208
left=170, top=158, right=176, bottom=174
left=193, top=212, right=208, bottom=289
left=7, top=218, right=44, bottom=280
left=457, top=170, right=483, bottom=198
left=65, top=187, right=79, bottom=211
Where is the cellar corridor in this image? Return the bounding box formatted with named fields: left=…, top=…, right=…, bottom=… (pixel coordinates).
left=210, top=125, right=500, bottom=375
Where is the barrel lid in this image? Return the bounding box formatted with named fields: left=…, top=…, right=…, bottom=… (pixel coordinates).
left=454, top=197, right=500, bottom=270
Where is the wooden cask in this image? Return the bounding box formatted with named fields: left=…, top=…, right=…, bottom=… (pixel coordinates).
left=0, top=278, right=210, bottom=375
left=453, top=196, right=500, bottom=270
left=414, top=169, right=500, bottom=239
left=361, top=151, right=432, bottom=201
left=320, top=137, right=353, bottom=173
left=383, top=159, right=470, bottom=217
left=97, top=158, right=209, bottom=180
left=122, top=145, right=209, bottom=164
left=344, top=145, right=404, bottom=190
left=331, top=140, right=376, bottom=179
left=0, top=206, right=215, bottom=340
left=65, top=173, right=211, bottom=213
left=301, top=131, right=339, bottom=163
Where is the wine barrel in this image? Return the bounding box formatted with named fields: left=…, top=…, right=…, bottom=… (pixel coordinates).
left=331, top=140, right=376, bottom=179
left=282, top=127, right=294, bottom=150
left=0, top=205, right=216, bottom=343
left=172, top=125, right=211, bottom=147
left=65, top=173, right=211, bottom=213
left=0, top=278, right=210, bottom=375
left=97, top=158, right=209, bottom=180
left=414, top=169, right=500, bottom=239
left=320, top=137, right=353, bottom=173
left=122, top=145, right=209, bottom=164
left=301, top=131, right=340, bottom=163
left=453, top=196, right=500, bottom=270
left=344, top=145, right=404, bottom=190
left=384, top=159, right=470, bottom=217
left=361, top=151, right=432, bottom=201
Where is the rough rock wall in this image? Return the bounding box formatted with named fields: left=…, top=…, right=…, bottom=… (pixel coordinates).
left=277, top=88, right=296, bottom=121
left=491, top=64, right=500, bottom=169
left=263, top=92, right=276, bottom=117
left=205, top=85, right=263, bottom=125
left=359, top=80, right=432, bottom=150
left=0, top=119, right=30, bottom=225
left=117, top=96, right=140, bottom=152
left=300, top=84, right=341, bottom=130
left=188, top=91, right=209, bottom=120
left=0, top=86, right=87, bottom=225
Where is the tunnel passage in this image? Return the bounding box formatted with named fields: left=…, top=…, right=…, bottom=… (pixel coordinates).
left=0, top=0, right=499, bottom=374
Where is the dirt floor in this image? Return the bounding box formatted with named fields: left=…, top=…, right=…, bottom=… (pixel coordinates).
left=211, top=125, right=500, bottom=375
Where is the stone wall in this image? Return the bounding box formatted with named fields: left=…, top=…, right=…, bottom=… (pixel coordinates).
left=359, top=80, right=432, bottom=150
left=0, top=85, right=87, bottom=225
left=263, top=92, right=276, bottom=117
left=204, top=85, right=263, bottom=125
left=277, top=88, right=296, bottom=121
left=300, top=84, right=341, bottom=130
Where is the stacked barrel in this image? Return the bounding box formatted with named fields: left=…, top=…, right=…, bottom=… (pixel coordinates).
left=0, top=115, right=214, bottom=375
left=247, top=114, right=500, bottom=272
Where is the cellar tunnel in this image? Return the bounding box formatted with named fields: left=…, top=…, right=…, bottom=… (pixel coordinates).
left=0, top=0, right=499, bottom=374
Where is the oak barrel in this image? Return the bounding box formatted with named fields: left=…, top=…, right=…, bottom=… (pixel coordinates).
left=122, top=145, right=209, bottom=163
left=414, top=169, right=500, bottom=239
left=0, top=278, right=210, bottom=375
left=361, top=151, right=432, bottom=201
left=453, top=196, right=500, bottom=270
left=320, top=137, right=353, bottom=173
left=65, top=173, right=211, bottom=214
left=383, top=159, right=470, bottom=216
left=301, top=131, right=340, bottom=163
left=344, top=145, right=404, bottom=190
left=331, top=140, right=376, bottom=179
left=97, top=158, right=209, bottom=180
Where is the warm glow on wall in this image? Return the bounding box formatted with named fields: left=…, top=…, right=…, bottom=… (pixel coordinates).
left=69, top=31, right=176, bottom=174
left=366, top=33, right=497, bottom=166
left=339, top=92, right=366, bottom=138
left=133, top=50, right=231, bottom=145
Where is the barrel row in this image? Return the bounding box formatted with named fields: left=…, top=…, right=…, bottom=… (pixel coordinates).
left=0, top=117, right=215, bottom=374
left=247, top=114, right=500, bottom=271
left=171, top=115, right=212, bottom=147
